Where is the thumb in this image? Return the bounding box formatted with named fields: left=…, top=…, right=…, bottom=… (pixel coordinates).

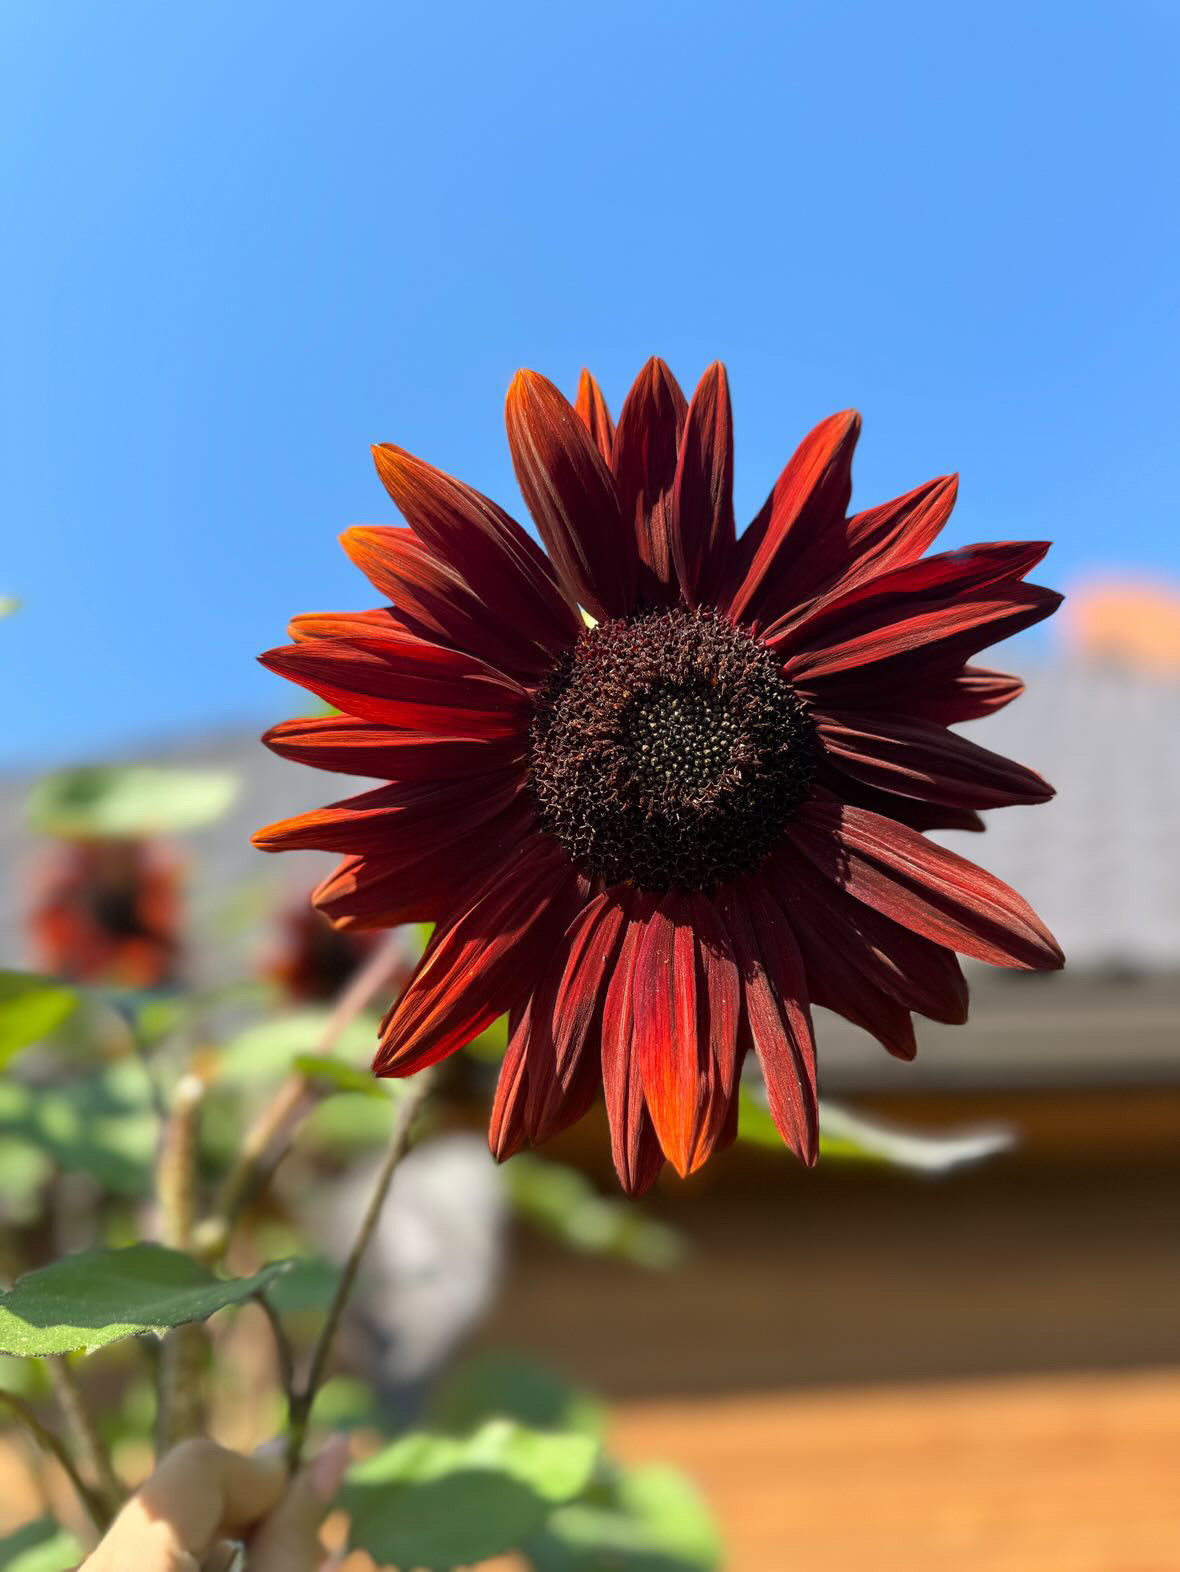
left=247, top=1435, right=351, bottom=1572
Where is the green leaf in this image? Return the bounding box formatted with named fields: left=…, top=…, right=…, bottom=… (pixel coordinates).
left=0, top=597, right=18, bottom=620
left=0, top=974, right=79, bottom=1069
left=0, top=1517, right=82, bottom=1572
left=26, top=765, right=239, bottom=839
left=738, top=1087, right=1012, bottom=1172
left=0, top=1245, right=293, bottom=1357
left=343, top=1419, right=599, bottom=1570
left=0, top=1061, right=156, bottom=1196
left=262, top=1255, right=341, bottom=1314
left=291, top=1054, right=385, bottom=1098
left=218, top=1009, right=381, bottom=1085
left=505, top=1157, right=683, bottom=1269
left=527, top=1464, right=722, bottom=1572
left=432, top=1354, right=606, bottom=1442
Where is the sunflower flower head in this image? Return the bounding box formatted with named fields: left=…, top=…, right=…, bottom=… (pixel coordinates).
left=255, top=360, right=1063, bottom=1193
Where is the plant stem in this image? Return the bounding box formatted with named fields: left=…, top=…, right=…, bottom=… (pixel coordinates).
left=197, top=931, right=406, bottom=1262
left=285, top=1066, right=434, bottom=1471
left=46, top=1357, right=123, bottom=1517
left=0, top=1388, right=112, bottom=1533
left=155, top=1068, right=210, bottom=1453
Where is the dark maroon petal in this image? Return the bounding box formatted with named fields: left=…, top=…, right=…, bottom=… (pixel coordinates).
left=787, top=798, right=1064, bottom=972
left=768, top=838, right=968, bottom=1031
left=575, top=370, right=616, bottom=463
left=489, top=1005, right=530, bottom=1160
left=341, top=526, right=560, bottom=678
left=672, top=362, right=736, bottom=607
left=601, top=894, right=666, bottom=1196
left=523, top=892, right=628, bottom=1144
left=901, top=666, right=1026, bottom=726
left=258, top=634, right=530, bottom=738
left=717, top=882, right=818, bottom=1165
left=371, top=442, right=579, bottom=650
left=816, top=710, right=1054, bottom=810
left=783, top=579, right=1062, bottom=686
left=506, top=369, right=637, bottom=619
left=724, top=410, right=861, bottom=628
left=773, top=539, right=1050, bottom=657
left=815, top=762, right=988, bottom=833
left=373, top=835, right=578, bottom=1076
left=311, top=795, right=538, bottom=929
left=262, top=718, right=522, bottom=783
left=610, top=357, right=688, bottom=604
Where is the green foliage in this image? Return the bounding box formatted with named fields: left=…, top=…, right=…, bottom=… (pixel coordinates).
left=262, top=1255, right=341, bottom=1314
left=0, top=974, right=79, bottom=1070
left=0, top=1061, right=157, bottom=1197
left=26, top=764, right=239, bottom=839
left=0, top=1245, right=292, bottom=1357
left=217, top=1009, right=381, bottom=1084
left=0, top=597, right=18, bottom=620
left=526, top=1464, right=722, bottom=1571
left=343, top=1418, right=599, bottom=1571
left=738, top=1087, right=1013, bottom=1172
left=432, top=1353, right=606, bottom=1442
left=291, top=1053, right=385, bottom=1097
left=506, top=1156, right=683, bottom=1269
left=0, top=1518, right=81, bottom=1572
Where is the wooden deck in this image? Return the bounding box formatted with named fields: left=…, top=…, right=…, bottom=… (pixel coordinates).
left=611, top=1369, right=1180, bottom=1572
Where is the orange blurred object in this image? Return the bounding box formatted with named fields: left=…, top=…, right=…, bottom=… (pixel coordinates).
left=30, top=838, right=183, bottom=987
left=1065, top=578, right=1180, bottom=673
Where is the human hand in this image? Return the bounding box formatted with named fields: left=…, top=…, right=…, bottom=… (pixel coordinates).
left=78, top=1434, right=351, bottom=1572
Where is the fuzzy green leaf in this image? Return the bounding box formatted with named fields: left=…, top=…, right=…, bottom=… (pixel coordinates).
left=343, top=1419, right=598, bottom=1570
left=26, top=765, right=238, bottom=839
left=505, top=1156, right=683, bottom=1269
left=0, top=1517, right=81, bottom=1572
left=527, top=1463, right=722, bottom=1571
left=0, top=974, right=79, bottom=1069
left=0, top=1245, right=292, bottom=1357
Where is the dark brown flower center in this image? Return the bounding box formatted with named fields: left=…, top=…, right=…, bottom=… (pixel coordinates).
left=528, top=607, right=816, bottom=892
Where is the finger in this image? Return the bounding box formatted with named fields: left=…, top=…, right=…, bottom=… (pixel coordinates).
left=83, top=1439, right=288, bottom=1569
left=248, top=1435, right=351, bottom=1572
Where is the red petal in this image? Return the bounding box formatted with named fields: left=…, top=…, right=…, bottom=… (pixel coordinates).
left=816, top=710, right=1053, bottom=809
left=311, top=795, right=537, bottom=929
left=373, top=836, right=576, bottom=1076
left=371, top=442, right=579, bottom=650
left=258, top=633, right=529, bottom=738
left=901, top=665, right=1025, bottom=725
left=601, top=896, right=666, bottom=1196
left=574, top=370, right=616, bottom=463
left=717, top=882, right=818, bottom=1164
left=672, top=362, right=736, bottom=606
left=610, top=357, right=688, bottom=603
left=506, top=369, right=636, bottom=619
left=289, top=608, right=399, bottom=643
left=724, top=410, right=861, bottom=627
left=787, top=798, right=1064, bottom=971
left=633, top=894, right=708, bottom=1176
left=262, top=717, right=521, bottom=782
left=489, top=1005, right=530, bottom=1160
left=252, top=771, right=524, bottom=855
left=340, top=525, right=560, bottom=677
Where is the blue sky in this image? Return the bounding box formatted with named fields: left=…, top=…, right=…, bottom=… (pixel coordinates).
left=2, top=0, right=1177, bottom=767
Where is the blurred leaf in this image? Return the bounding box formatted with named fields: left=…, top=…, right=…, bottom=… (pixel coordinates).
left=506, top=1157, right=683, bottom=1269
left=0, top=974, right=79, bottom=1069
left=218, top=1009, right=381, bottom=1085
left=26, top=765, right=238, bottom=839
left=0, top=1061, right=156, bottom=1196
left=527, top=1463, right=722, bottom=1571
left=299, top=1089, right=396, bottom=1153
left=292, top=1054, right=385, bottom=1098
left=0, top=1244, right=293, bottom=1357
left=738, top=1087, right=1012, bottom=1172
left=0, top=1518, right=81, bottom=1572
left=432, top=1354, right=606, bottom=1442
left=309, top=1374, right=380, bottom=1430
left=262, top=1255, right=341, bottom=1314
left=464, top=1014, right=509, bottom=1064
left=344, top=1419, right=598, bottom=1570
left=0, top=597, right=19, bottom=620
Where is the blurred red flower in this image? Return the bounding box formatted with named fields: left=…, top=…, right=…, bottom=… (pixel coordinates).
left=31, top=839, right=182, bottom=988
left=255, top=360, right=1062, bottom=1192
left=267, top=897, right=381, bottom=1003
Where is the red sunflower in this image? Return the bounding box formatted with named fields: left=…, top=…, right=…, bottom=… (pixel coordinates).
left=266, top=896, right=382, bottom=1004
left=255, top=361, right=1063, bottom=1194
left=31, top=839, right=183, bottom=989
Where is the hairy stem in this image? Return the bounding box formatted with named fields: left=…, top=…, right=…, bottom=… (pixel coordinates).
left=285, top=1066, right=434, bottom=1470
left=0, top=1387, right=112, bottom=1532
left=155, top=1068, right=210, bottom=1454
left=47, top=1357, right=123, bottom=1517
